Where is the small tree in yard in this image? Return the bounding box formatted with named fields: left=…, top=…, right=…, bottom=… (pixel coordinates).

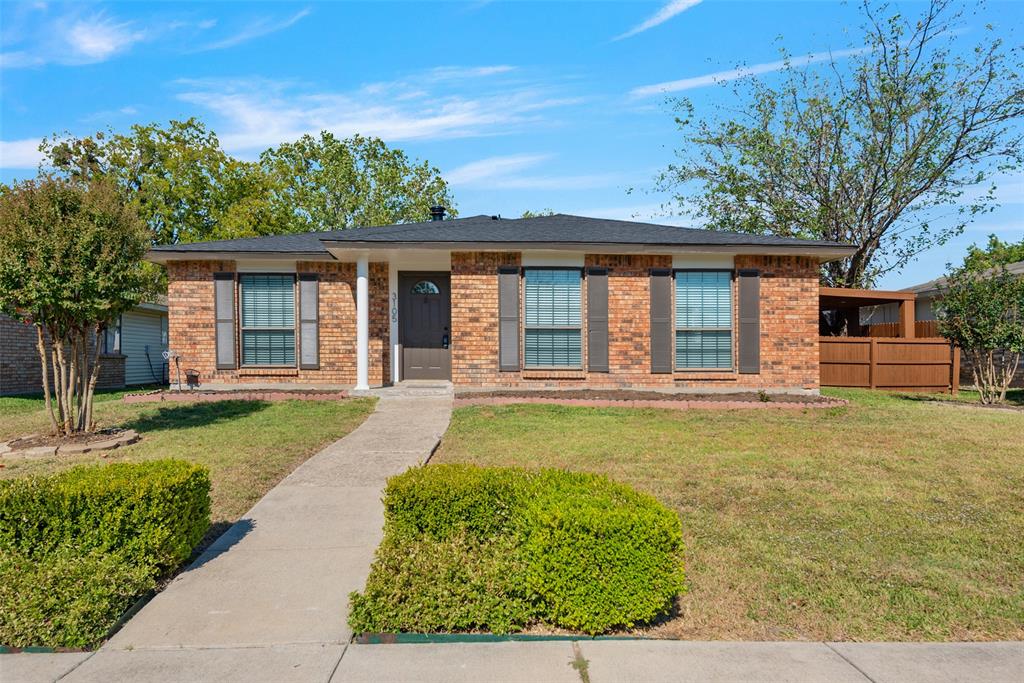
left=0, top=177, right=151, bottom=435
left=936, top=259, right=1024, bottom=404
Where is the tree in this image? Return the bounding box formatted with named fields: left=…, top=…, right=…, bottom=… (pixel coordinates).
left=935, top=245, right=1024, bottom=404
left=0, top=177, right=151, bottom=434
left=520, top=209, right=556, bottom=218
left=40, top=119, right=281, bottom=245
left=962, top=234, right=1024, bottom=271
left=657, top=0, right=1024, bottom=287
left=259, top=132, right=455, bottom=231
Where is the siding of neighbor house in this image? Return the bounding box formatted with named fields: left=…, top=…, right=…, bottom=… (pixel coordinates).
left=121, top=309, right=169, bottom=385
left=165, top=253, right=820, bottom=391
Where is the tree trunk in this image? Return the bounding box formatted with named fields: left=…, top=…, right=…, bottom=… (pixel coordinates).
left=34, top=325, right=59, bottom=435
left=83, top=325, right=103, bottom=431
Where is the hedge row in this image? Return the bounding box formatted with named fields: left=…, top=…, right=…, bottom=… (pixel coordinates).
left=0, top=460, right=211, bottom=648
left=349, top=465, right=685, bottom=635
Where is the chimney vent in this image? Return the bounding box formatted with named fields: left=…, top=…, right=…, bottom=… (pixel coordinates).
left=429, top=205, right=446, bottom=221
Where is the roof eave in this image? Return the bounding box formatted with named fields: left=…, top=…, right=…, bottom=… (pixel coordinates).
left=146, top=250, right=336, bottom=264
left=320, top=240, right=856, bottom=261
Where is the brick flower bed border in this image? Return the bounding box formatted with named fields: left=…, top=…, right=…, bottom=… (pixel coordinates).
left=123, top=390, right=349, bottom=404
left=453, top=396, right=848, bottom=410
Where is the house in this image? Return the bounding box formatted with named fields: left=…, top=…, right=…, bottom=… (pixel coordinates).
left=0, top=300, right=169, bottom=396
left=146, top=211, right=855, bottom=393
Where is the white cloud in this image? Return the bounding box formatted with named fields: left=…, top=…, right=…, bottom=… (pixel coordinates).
left=0, top=139, right=43, bottom=169
left=426, top=65, right=516, bottom=81
left=613, top=0, right=702, bottom=41
left=196, top=8, right=310, bottom=51
left=574, top=202, right=692, bottom=226
left=174, top=74, right=581, bottom=153
left=447, top=154, right=553, bottom=185
left=63, top=14, right=146, bottom=61
left=446, top=153, right=621, bottom=191
left=630, top=46, right=869, bottom=98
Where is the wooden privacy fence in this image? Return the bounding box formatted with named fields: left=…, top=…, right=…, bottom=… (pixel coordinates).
left=820, top=337, right=960, bottom=393
left=865, top=320, right=941, bottom=338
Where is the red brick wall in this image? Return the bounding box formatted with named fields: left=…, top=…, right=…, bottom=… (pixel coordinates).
left=165, top=260, right=389, bottom=388
left=1, top=314, right=125, bottom=395
left=450, top=252, right=820, bottom=391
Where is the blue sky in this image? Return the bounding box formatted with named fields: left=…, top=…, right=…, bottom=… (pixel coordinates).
left=1, top=0, right=1021, bottom=288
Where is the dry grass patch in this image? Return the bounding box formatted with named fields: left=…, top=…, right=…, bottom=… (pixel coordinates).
left=432, top=388, right=1024, bottom=641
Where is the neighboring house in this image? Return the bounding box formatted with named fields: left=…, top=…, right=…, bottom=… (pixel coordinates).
left=147, top=212, right=854, bottom=393
left=0, top=301, right=169, bottom=396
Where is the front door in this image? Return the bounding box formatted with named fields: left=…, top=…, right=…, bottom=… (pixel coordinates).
left=399, top=273, right=451, bottom=380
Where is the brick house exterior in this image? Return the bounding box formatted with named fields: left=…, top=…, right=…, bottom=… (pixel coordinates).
left=150, top=214, right=852, bottom=393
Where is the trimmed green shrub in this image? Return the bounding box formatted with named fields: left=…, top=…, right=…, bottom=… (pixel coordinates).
left=0, top=460, right=210, bottom=570
left=383, top=464, right=528, bottom=541
left=348, top=532, right=533, bottom=634
left=350, top=465, right=685, bottom=635
left=522, top=472, right=686, bottom=632
left=0, top=460, right=211, bottom=647
left=0, top=547, right=156, bottom=649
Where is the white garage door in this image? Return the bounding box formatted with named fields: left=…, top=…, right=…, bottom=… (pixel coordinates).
left=122, top=310, right=168, bottom=385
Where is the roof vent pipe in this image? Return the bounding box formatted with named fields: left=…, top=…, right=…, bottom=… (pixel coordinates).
left=429, top=205, right=446, bottom=221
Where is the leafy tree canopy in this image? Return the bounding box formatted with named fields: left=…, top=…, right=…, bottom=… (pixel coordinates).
left=962, top=234, right=1024, bottom=271
left=657, top=0, right=1024, bottom=287
left=259, top=132, right=456, bottom=231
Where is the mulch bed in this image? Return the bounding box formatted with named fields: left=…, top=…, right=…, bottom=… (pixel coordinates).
left=123, top=390, right=349, bottom=404
left=1, top=428, right=140, bottom=457
left=454, top=390, right=846, bottom=410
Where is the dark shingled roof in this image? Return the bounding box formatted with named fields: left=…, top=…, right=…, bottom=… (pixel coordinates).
left=149, top=213, right=852, bottom=254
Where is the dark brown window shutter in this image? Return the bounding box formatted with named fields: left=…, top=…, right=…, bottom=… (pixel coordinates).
left=298, top=273, right=319, bottom=370
left=738, top=269, right=761, bottom=374
left=586, top=267, right=609, bottom=372
left=214, top=272, right=236, bottom=370
left=650, top=268, right=672, bottom=374
left=498, top=266, right=520, bottom=371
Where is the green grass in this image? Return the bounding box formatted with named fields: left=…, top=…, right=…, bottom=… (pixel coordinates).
left=0, top=394, right=376, bottom=530
left=432, top=388, right=1024, bottom=641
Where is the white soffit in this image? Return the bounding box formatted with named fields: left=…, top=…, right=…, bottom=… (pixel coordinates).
left=672, top=253, right=736, bottom=269
left=521, top=251, right=585, bottom=267
left=235, top=260, right=298, bottom=273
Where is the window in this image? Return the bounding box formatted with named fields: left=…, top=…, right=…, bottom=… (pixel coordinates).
left=675, top=271, right=733, bottom=370
left=103, top=316, right=121, bottom=354
left=523, top=268, right=582, bottom=368
left=410, top=280, right=440, bottom=295
left=240, top=274, right=296, bottom=366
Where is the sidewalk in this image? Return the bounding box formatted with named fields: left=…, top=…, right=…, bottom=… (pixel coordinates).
left=6, top=639, right=1021, bottom=682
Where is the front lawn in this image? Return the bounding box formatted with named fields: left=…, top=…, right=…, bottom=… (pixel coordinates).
left=432, top=388, right=1024, bottom=641
left=0, top=393, right=376, bottom=530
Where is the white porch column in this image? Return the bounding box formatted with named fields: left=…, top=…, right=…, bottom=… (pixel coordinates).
left=355, top=255, right=370, bottom=390
left=388, top=262, right=400, bottom=384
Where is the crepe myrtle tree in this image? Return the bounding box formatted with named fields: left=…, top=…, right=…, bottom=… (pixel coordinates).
left=0, top=176, right=151, bottom=434
left=935, top=250, right=1024, bottom=404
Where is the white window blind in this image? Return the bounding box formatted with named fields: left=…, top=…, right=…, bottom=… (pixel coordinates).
left=240, top=274, right=296, bottom=366
left=675, top=271, right=733, bottom=370
left=523, top=269, right=582, bottom=368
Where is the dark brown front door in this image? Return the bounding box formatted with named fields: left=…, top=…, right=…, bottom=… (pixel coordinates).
left=399, top=273, right=451, bottom=380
